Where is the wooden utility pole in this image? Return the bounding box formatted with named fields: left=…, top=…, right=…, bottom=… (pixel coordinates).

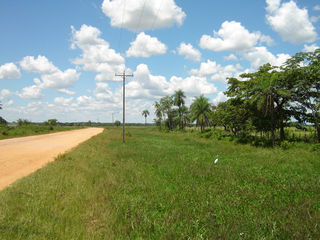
left=115, top=70, right=133, bottom=143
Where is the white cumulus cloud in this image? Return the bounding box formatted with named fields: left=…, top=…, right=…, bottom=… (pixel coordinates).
left=0, top=63, right=21, bottom=79
left=0, top=89, right=11, bottom=99
left=19, top=85, right=43, bottom=99
left=224, top=54, right=238, bottom=61
left=213, top=92, right=229, bottom=106
left=94, top=82, right=115, bottom=102
left=19, top=55, right=80, bottom=91
left=168, top=75, right=217, bottom=96
left=189, top=59, right=243, bottom=83
left=20, top=55, right=58, bottom=74
left=54, top=97, right=74, bottom=106
left=40, top=69, right=80, bottom=89
left=303, top=44, right=319, bottom=52
left=199, top=21, right=272, bottom=52
left=71, top=24, right=125, bottom=82
left=266, top=0, right=317, bottom=44
left=125, top=64, right=218, bottom=100
left=57, top=89, right=76, bottom=95
left=314, top=5, right=320, bottom=11
left=101, top=0, right=186, bottom=31
left=243, top=46, right=291, bottom=69
left=126, top=32, right=167, bottom=58
left=177, top=42, right=201, bottom=61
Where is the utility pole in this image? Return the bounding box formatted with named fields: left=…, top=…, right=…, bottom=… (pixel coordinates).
left=115, top=70, right=133, bottom=143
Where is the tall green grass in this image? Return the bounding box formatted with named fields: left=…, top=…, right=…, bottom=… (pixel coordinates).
left=0, top=124, right=84, bottom=140
left=0, top=127, right=319, bottom=239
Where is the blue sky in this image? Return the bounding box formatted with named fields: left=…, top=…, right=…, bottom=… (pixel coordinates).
left=0, top=0, right=319, bottom=123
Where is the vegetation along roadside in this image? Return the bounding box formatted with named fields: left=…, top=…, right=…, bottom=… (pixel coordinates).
left=0, top=127, right=318, bottom=239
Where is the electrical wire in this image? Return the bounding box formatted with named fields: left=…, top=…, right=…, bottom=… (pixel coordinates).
left=150, top=0, right=163, bottom=31
left=135, top=0, right=147, bottom=33
left=117, top=0, right=127, bottom=53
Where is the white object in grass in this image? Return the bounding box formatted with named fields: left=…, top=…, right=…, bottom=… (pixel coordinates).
left=214, top=155, right=219, bottom=164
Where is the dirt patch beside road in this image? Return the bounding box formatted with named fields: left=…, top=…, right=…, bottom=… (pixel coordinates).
left=0, top=127, right=104, bottom=190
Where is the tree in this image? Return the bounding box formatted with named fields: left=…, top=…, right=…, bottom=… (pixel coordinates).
left=173, top=90, right=187, bottom=130
left=173, top=89, right=185, bottom=108
left=0, top=101, right=5, bottom=125
left=48, top=119, right=58, bottom=126
left=17, top=119, right=31, bottom=126
left=0, top=116, right=7, bottom=125
left=153, top=101, right=163, bottom=128
left=141, top=110, right=150, bottom=125
left=227, top=64, right=293, bottom=146
left=284, top=49, right=320, bottom=142
left=190, top=95, right=211, bottom=133
left=178, top=105, right=190, bottom=130
left=114, top=120, right=121, bottom=127
left=160, top=96, right=176, bottom=130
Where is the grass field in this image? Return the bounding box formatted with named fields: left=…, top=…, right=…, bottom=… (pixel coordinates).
left=0, top=127, right=319, bottom=239
left=0, top=124, right=84, bottom=140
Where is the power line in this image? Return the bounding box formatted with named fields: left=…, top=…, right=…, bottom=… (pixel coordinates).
left=150, top=0, right=163, bottom=31
left=115, top=70, right=133, bottom=143
left=135, top=0, right=147, bottom=33
left=117, top=0, right=127, bottom=52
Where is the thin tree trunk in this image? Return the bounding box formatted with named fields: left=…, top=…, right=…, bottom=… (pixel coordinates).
left=279, top=119, right=285, bottom=142
left=271, top=104, right=276, bottom=147
left=315, top=119, right=320, bottom=143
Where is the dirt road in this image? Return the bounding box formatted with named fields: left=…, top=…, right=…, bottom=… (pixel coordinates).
left=0, top=127, right=104, bottom=190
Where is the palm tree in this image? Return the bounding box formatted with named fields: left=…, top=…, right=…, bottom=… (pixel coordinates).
left=179, top=105, right=190, bottom=129
left=173, top=89, right=185, bottom=108
left=190, top=95, right=211, bottom=133
left=142, top=109, right=150, bottom=125
left=173, top=90, right=187, bottom=129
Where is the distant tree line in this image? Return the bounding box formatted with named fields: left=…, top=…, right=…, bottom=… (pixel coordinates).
left=154, top=49, right=320, bottom=145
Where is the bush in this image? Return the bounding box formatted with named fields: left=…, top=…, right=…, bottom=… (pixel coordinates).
left=0, top=116, right=7, bottom=125
left=200, top=130, right=213, bottom=139
left=311, top=143, right=320, bottom=152
left=280, top=140, right=294, bottom=150
left=126, top=131, right=132, bottom=137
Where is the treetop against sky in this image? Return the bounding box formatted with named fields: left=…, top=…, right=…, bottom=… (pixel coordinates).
left=0, top=0, right=319, bottom=122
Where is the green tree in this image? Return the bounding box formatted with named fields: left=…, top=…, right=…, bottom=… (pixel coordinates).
left=178, top=105, right=190, bottom=130
left=160, top=96, right=176, bottom=130
left=17, top=119, right=31, bottom=126
left=141, top=110, right=150, bottom=125
left=173, top=90, right=187, bottom=130
left=173, top=89, right=185, bottom=108
left=114, top=120, right=121, bottom=127
left=190, top=95, right=211, bottom=133
left=0, top=116, right=7, bottom=125
left=48, top=119, right=58, bottom=126
left=153, top=101, right=163, bottom=128
left=227, top=64, right=293, bottom=146
left=284, top=49, right=320, bottom=142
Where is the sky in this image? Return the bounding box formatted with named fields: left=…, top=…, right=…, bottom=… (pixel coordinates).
left=0, top=0, right=319, bottom=123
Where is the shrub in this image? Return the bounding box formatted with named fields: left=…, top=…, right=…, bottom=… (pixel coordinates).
left=201, top=130, right=213, bottom=139
left=280, top=140, right=294, bottom=150
left=126, top=131, right=132, bottom=137
left=311, top=143, right=320, bottom=152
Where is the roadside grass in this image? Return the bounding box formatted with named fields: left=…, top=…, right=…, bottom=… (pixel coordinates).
left=0, top=127, right=319, bottom=239
left=0, top=124, right=84, bottom=140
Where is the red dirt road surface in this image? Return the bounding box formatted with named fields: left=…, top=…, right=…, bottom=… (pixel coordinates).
left=0, top=127, right=103, bottom=190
